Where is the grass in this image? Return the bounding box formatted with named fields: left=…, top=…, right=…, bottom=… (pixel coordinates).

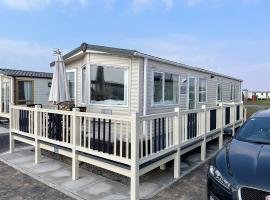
left=246, top=107, right=264, bottom=118
left=245, top=100, right=270, bottom=105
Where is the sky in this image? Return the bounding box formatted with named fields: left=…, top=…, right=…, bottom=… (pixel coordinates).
left=0, top=0, right=269, bottom=90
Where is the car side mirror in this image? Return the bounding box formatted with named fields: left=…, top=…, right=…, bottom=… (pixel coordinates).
left=223, top=128, right=233, bottom=137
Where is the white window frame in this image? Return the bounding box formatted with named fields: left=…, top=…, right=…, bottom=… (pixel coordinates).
left=80, top=65, right=87, bottom=105
left=66, top=69, right=77, bottom=105
left=89, top=64, right=129, bottom=107
left=187, top=76, right=197, bottom=110
left=198, top=78, right=207, bottom=103
left=217, top=83, right=223, bottom=102
left=230, top=84, right=234, bottom=101
left=151, top=71, right=180, bottom=107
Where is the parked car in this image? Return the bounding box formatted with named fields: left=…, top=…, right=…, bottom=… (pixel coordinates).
left=207, top=109, right=270, bottom=200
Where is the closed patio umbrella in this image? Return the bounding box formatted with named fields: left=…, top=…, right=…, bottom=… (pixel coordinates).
left=48, top=49, right=70, bottom=141
left=48, top=49, right=70, bottom=104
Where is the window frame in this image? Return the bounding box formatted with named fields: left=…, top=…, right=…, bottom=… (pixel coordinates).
left=15, top=79, right=34, bottom=105
left=217, top=83, right=223, bottom=102
left=151, top=70, right=180, bottom=107
left=66, top=69, right=77, bottom=104
left=230, top=84, right=234, bottom=101
left=187, top=76, right=197, bottom=110
left=80, top=65, right=87, bottom=104
left=198, top=78, right=207, bottom=103
left=233, top=85, right=237, bottom=101
left=89, top=64, right=129, bottom=107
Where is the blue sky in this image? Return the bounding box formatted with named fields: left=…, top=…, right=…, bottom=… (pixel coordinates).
left=0, top=0, right=269, bottom=90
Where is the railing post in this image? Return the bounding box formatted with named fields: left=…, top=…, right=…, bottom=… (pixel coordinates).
left=201, top=105, right=207, bottom=161
left=130, top=112, right=139, bottom=200
left=219, top=103, right=224, bottom=149
left=72, top=108, right=80, bottom=180
left=34, top=105, right=41, bottom=164
left=174, top=107, right=181, bottom=179
left=9, top=103, right=14, bottom=153
left=232, top=102, right=236, bottom=136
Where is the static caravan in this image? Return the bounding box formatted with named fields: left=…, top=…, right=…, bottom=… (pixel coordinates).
left=246, top=90, right=270, bottom=100
left=50, top=43, right=242, bottom=115
left=10, top=43, right=245, bottom=200
left=0, top=68, right=52, bottom=118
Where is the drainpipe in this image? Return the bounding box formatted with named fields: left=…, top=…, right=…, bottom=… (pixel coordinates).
left=143, top=57, right=148, bottom=116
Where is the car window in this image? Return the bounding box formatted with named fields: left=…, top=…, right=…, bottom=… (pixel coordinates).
left=236, top=118, right=270, bottom=144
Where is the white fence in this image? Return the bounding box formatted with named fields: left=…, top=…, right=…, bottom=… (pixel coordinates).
left=9, top=102, right=245, bottom=200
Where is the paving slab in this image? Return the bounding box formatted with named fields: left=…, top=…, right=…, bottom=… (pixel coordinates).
left=0, top=137, right=221, bottom=200
left=0, top=127, right=9, bottom=135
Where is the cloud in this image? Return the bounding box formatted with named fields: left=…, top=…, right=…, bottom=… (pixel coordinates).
left=122, top=34, right=270, bottom=90
left=125, top=34, right=224, bottom=70
left=0, top=38, right=53, bottom=72
left=0, top=0, right=88, bottom=11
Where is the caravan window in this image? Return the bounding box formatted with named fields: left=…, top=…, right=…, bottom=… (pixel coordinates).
left=81, top=66, right=87, bottom=103
left=66, top=70, right=76, bottom=102
left=90, top=65, right=128, bottom=105
left=230, top=84, right=234, bottom=101
left=153, top=72, right=163, bottom=104
left=217, top=84, right=222, bottom=101
left=16, top=80, right=33, bottom=105
left=165, top=73, right=179, bottom=104
left=199, top=78, right=206, bottom=102
left=234, top=85, right=237, bottom=100
left=153, top=72, right=179, bottom=105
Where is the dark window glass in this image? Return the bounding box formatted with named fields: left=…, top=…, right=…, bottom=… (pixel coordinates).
left=153, top=72, right=163, bottom=104
left=218, top=84, right=222, bottom=101
left=189, top=77, right=196, bottom=109
left=90, top=65, right=127, bottom=105
left=67, top=71, right=75, bottom=102
left=199, top=78, right=206, bottom=102
left=17, top=81, right=33, bottom=105
left=164, top=73, right=179, bottom=104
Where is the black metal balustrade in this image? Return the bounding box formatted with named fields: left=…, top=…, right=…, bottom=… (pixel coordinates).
left=225, top=107, right=230, bottom=125
left=187, top=113, right=197, bottom=139
left=210, top=109, right=217, bottom=131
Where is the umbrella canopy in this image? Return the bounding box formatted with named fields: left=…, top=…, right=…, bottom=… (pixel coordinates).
left=48, top=50, right=70, bottom=104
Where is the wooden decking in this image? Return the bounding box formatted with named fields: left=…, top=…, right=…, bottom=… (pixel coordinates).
left=8, top=102, right=245, bottom=200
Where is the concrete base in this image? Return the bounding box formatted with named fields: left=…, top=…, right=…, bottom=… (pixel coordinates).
left=0, top=139, right=220, bottom=200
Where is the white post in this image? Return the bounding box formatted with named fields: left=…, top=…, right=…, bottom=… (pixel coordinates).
left=130, top=112, right=139, bottom=200
left=34, top=105, right=41, bottom=164
left=72, top=108, right=80, bottom=180
left=142, top=58, right=148, bottom=157
left=174, top=107, right=181, bottom=179
left=201, top=105, right=207, bottom=161
left=232, top=102, right=236, bottom=136
left=219, top=103, right=224, bottom=149
left=9, top=103, right=14, bottom=153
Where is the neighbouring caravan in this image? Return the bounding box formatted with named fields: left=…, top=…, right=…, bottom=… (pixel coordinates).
left=10, top=43, right=245, bottom=200
left=0, top=68, right=52, bottom=118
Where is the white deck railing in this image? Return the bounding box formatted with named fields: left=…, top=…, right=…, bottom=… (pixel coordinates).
left=9, top=102, right=245, bottom=200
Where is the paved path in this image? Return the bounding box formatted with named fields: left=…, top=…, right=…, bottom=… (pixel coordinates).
left=0, top=131, right=211, bottom=200
left=150, top=162, right=209, bottom=200
left=0, top=132, right=74, bottom=200
left=0, top=161, right=74, bottom=200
